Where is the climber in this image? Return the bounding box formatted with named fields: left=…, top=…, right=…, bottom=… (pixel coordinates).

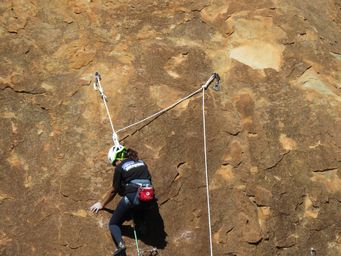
left=90, top=145, right=154, bottom=256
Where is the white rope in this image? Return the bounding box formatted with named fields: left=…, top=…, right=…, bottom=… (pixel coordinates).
left=94, top=73, right=120, bottom=146
left=202, top=86, right=213, bottom=256
left=116, top=73, right=217, bottom=134
left=116, top=87, right=202, bottom=133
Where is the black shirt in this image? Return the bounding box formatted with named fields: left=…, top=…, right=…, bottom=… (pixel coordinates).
left=113, top=159, right=152, bottom=195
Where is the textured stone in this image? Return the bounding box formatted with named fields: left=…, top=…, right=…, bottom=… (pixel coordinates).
left=0, top=0, right=340, bottom=256
left=230, top=41, right=284, bottom=71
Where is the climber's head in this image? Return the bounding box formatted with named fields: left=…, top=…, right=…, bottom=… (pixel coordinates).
left=126, top=148, right=139, bottom=161
left=108, top=144, right=127, bottom=166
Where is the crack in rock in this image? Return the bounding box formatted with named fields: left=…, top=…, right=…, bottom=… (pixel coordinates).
left=265, top=151, right=290, bottom=170
left=1, top=85, right=45, bottom=95
left=312, top=167, right=338, bottom=172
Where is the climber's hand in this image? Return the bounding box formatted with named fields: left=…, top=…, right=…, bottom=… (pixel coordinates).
left=90, top=202, right=103, bottom=213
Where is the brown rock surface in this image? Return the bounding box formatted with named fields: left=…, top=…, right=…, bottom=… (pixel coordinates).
left=0, top=0, right=340, bottom=255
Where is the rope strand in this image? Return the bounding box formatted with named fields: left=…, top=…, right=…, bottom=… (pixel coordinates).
left=116, top=87, right=203, bottom=133
left=202, top=87, right=213, bottom=256
left=116, top=73, right=218, bottom=134
left=133, top=225, right=140, bottom=256
left=94, top=73, right=120, bottom=146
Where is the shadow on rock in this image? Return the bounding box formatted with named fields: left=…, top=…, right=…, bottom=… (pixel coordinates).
left=125, top=200, right=167, bottom=249
left=103, top=199, right=167, bottom=250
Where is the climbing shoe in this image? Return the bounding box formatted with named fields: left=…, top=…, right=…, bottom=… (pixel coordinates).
left=113, top=241, right=126, bottom=256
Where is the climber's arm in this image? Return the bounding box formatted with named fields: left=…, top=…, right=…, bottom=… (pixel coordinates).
left=101, top=186, right=117, bottom=207
left=90, top=186, right=117, bottom=213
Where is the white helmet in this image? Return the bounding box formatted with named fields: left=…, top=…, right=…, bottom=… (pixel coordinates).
left=108, top=144, right=126, bottom=165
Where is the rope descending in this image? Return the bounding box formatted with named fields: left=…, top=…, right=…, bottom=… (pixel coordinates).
left=133, top=224, right=140, bottom=256
left=93, top=72, right=120, bottom=146
left=202, top=85, right=213, bottom=256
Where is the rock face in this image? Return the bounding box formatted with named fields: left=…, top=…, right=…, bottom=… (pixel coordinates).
left=0, top=0, right=340, bottom=255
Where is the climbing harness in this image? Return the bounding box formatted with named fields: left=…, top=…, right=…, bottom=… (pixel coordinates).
left=93, top=72, right=120, bottom=146
left=93, top=72, right=220, bottom=256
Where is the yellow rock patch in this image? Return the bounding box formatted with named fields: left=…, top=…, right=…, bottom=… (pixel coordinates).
left=213, top=224, right=233, bottom=244
left=70, top=209, right=88, bottom=218
left=136, top=25, right=157, bottom=40
left=250, top=166, right=258, bottom=174
left=7, top=152, right=21, bottom=168
left=311, top=169, right=341, bottom=193
left=309, top=141, right=322, bottom=149
left=227, top=16, right=286, bottom=71
left=40, top=82, right=54, bottom=92
left=257, top=206, right=271, bottom=232
left=0, top=191, right=13, bottom=201
left=304, top=195, right=319, bottom=218
left=0, top=232, right=12, bottom=246
left=327, top=234, right=341, bottom=255
left=217, top=165, right=235, bottom=181
left=3, top=112, right=16, bottom=119
left=210, top=165, right=235, bottom=190
left=109, top=42, right=135, bottom=65
left=292, top=67, right=340, bottom=101
left=200, top=0, right=229, bottom=23
left=230, top=41, right=284, bottom=71
left=149, top=85, right=189, bottom=115
left=51, top=39, right=96, bottom=70
left=24, top=175, right=33, bottom=188
left=164, top=53, right=188, bottom=79
left=279, top=134, right=297, bottom=150
left=11, top=121, right=18, bottom=133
